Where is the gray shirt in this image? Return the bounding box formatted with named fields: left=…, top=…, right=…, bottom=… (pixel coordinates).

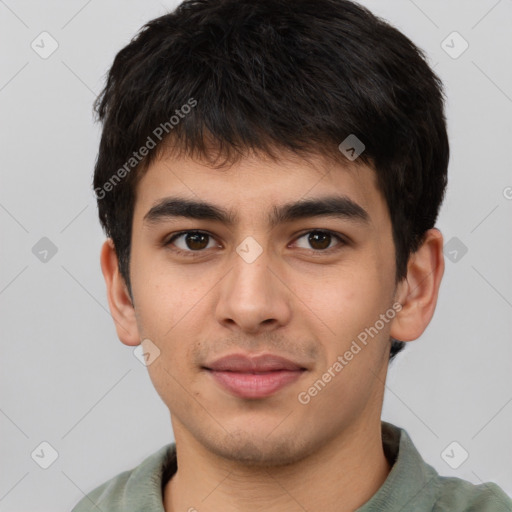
left=71, top=421, right=512, bottom=511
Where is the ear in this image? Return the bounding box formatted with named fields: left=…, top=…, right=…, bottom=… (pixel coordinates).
left=390, top=228, right=445, bottom=342
left=100, top=238, right=140, bottom=346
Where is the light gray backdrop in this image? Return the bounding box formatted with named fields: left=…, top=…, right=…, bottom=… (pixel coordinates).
left=1, top=0, right=511, bottom=510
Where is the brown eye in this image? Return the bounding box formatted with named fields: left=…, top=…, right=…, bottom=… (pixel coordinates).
left=166, top=231, right=217, bottom=254
left=183, top=232, right=209, bottom=250
left=293, top=230, right=344, bottom=251
left=308, top=231, right=331, bottom=250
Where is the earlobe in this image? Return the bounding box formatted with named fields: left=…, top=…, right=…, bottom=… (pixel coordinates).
left=390, top=228, right=445, bottom=342
left=100, top=238, right=141, bottom=346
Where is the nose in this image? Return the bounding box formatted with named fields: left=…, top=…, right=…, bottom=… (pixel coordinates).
left=215, top=245, right=292, bottom=334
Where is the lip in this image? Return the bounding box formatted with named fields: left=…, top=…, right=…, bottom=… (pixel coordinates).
left=205, top=353, right=306, bottom=372
left=204, top=353, right=307, bottom=399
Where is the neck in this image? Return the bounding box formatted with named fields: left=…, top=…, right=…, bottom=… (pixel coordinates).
left=164, top=415, right=391, bottom=512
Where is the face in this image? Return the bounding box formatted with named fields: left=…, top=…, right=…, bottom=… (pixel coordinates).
left=127, top=150, right=399, bottom=466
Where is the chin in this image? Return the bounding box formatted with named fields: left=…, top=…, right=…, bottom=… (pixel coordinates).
left=198, top=428, right=316, bottom=468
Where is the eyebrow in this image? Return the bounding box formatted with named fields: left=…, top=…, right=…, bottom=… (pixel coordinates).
left=143, top=195, right=370, bottom=229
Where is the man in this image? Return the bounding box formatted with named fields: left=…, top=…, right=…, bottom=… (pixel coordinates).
left=72, top=0, right=512, bottom=510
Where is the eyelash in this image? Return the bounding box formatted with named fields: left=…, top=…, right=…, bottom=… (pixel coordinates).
left=163, top=229, right=347, bottom=258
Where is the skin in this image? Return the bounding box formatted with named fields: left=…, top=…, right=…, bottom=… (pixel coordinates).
left=100, top=149, right=444, bottom=512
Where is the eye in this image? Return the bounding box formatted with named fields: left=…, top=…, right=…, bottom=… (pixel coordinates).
left=165, top=231, right=219, bottom=256
left=292, top=230, right=346, bottom=252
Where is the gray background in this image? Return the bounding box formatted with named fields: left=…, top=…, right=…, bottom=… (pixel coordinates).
left=1, top=0, right=511, bottom=510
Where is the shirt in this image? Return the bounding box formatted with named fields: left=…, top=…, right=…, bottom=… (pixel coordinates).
left=71, top=421, right=512, bottom=511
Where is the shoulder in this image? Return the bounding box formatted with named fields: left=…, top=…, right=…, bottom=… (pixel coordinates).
left=375, top=422, right=512, bottom=512
left=70, top=467, right=132, bottom=512
left=432, top=476, right=512, bottom=512
left=70, top=443, right=176, bottom=512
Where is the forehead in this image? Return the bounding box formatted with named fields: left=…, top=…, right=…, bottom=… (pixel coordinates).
left=133, top=151, right=387, bottom=227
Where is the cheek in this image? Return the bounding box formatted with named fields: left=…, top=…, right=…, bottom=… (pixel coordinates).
left=296, top=262, right=387, bottom=340
left=131, top=252, right=200, bottom=335
left=132, top=259, right=210, bottom=350
left=145, top=357, right=189, bottom=416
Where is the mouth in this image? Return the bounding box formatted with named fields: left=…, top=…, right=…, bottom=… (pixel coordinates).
left=203, top=353, right=308, bottom=399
